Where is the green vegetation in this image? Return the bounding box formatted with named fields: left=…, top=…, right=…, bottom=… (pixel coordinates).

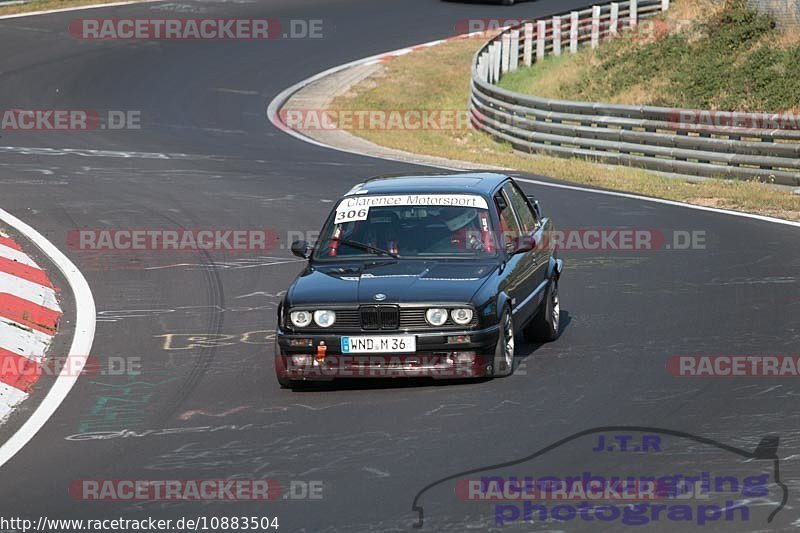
left=329, top=37, right=800, bottom=221
left=0, top=0, right=138, bottom=16
left=498, top=0, right=800, bottom=112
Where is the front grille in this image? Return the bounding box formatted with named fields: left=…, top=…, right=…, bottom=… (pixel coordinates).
left=361, top=306, right=399, bottom=330
left=291, top=307, right=478, bottom=332
left=379, top=306, right=399, bottom=329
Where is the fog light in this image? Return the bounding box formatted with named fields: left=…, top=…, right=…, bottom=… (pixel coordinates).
left=447, top=335, right=471, bottom=344
left=289, top=355, right=314, bottom=367
left=289, top=338, right=313, bottom=347
left=447, top=351, right=476, bottom=365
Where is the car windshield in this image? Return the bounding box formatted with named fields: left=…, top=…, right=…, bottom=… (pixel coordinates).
left=314, top=194, right=498, bottom=259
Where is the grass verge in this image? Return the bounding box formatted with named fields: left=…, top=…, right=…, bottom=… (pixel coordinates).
left=498, top=0, right=800, bottom=112
left=0, top=0, right=141, bottom=16
left=328, top=37, right=800, bottom=222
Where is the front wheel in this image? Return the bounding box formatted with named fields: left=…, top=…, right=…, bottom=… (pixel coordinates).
left=277, top=375, right=299, bottom=389
left=526, top=278, right=560, bottom=342
left=492, top=308, right=515, bottom=377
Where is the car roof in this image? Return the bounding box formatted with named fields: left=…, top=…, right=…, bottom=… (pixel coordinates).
left=344, top=172, right=509, bottom=197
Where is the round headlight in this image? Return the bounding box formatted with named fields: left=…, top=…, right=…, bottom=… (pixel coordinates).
left=290, top=310, right=313, bottom=328
left=451, top=308, right=474, bottom=325
left=425, top=308, right=448, bottom=327
left=313, top=310, right=336, bottom=328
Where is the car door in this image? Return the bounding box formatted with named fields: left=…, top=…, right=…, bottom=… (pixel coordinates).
left=501, top=181, right=549, bottom=324
left=492, top=185, right=530, bottom=325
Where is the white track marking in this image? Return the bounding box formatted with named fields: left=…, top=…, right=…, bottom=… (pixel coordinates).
left=0, top=146, right=220, bottom=160
left=0, top=384, right=29, bottom=422
left=267, top=40, right=800, bottom=231
left=0, top=0, right=164, bottom=20
left=0, top=271, right=60, bottom=311
left=0, top=208, right=96, bottom=470
left=0, top=320, right=53, bottom=363
left=0, top=243, right=40, bottom=268
left=513, top=177, right=800, bottom=229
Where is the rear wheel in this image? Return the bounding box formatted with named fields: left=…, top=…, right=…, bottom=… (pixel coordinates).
left=526, top=278, right=560, bottom=342
left=492, top=308, right=515, bottom=377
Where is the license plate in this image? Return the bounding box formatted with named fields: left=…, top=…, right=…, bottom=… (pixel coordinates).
left=341, top=335, right=416, bottom=354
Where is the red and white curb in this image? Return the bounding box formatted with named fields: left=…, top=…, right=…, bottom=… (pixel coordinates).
left=0, top=208, right=95, bottom=470
left=0, top=229, right=62, bottom=420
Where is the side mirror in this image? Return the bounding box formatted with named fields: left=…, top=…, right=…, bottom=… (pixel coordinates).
left=290, top=240, right=312, bottom=259
left=527, top=195, right=544, bottom=221
left=511, top=234, right=536, bottom=255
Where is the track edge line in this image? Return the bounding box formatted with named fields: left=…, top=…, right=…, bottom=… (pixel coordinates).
left=266, top=41, right=800, bottom=230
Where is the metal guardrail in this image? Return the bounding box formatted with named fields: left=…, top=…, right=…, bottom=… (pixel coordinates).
left=469, top=0, right=800, bottom=186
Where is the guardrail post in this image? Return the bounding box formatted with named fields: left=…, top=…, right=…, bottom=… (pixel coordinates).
left=485, top=48, right=493, bottom=83
left=469, top=3, right=800, bottom=185
left=536, top=20, right=546, bottom=60
left=569, top=11, right=579, bottom=53
left=523, top=23, right=534, bottom=66
left=630, top=0, right=638, bottom=27
left=662, top=0, right=669, bottom=11
left=610, top=3, right=619, bottom=36
left=501, top=37, right=510, bottom=75
left=492, top=41, right=500, bottom=83
left=552, top=16, right=562, bottom=56
left=509, top=29, right=520, bottom=71
left=591, top=6, right=601, bottom=49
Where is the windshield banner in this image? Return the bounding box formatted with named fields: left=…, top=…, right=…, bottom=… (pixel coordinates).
left=335, top=194, right=489, bottom=223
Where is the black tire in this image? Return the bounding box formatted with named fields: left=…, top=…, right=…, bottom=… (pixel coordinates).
left=492, top=307, right=515, bottom=377
left=501, top=0, right=515, bottom=5
left=277, top=375, right=298, bottom=389
left=274, top=346, right=298, bottom=389
left=525, top=278, right=560, bottom=342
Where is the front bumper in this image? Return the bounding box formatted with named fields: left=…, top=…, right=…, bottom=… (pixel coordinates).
left=274, top=325, right=499, bottom=380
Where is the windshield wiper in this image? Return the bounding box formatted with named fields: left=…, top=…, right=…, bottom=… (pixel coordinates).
left=336, top=238, right=399, bottom=258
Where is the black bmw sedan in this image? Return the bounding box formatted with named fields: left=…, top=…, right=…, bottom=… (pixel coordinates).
left=274, top=172, right=563, bottom=387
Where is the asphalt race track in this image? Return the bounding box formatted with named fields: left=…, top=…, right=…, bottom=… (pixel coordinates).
left=1, top=0, right=799, bottom=531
